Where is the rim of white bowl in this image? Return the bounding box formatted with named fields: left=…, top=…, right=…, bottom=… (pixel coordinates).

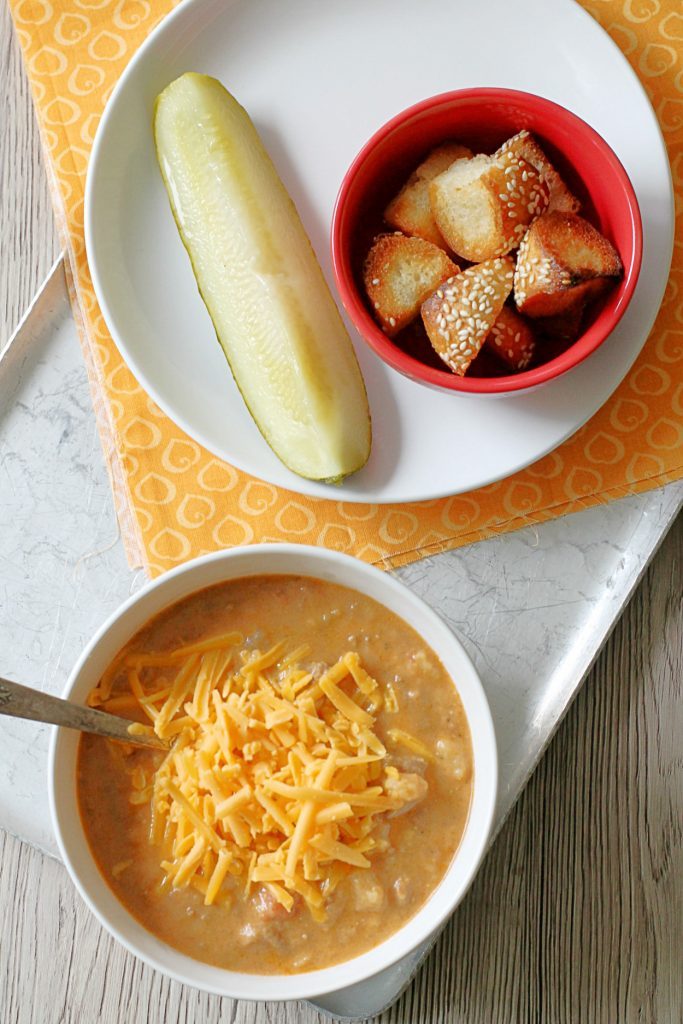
left=49, top=545, right=498, bottom=1001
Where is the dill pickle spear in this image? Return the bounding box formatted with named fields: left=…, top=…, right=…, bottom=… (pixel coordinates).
left=153, top=73, right=371, bottom=482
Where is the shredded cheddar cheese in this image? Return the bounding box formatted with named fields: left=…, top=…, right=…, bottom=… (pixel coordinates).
left=91, top=635, right=434, bottom=919
left=387, top=728, right=435, bottom=762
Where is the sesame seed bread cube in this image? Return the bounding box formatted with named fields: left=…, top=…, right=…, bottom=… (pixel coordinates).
left=363, top=233, right=459, bottom=337
left=514, top=211, right=623, bottom=318
left=429, top=150, right=550, bottom=262
left=384, top=143, right=473, bottom=248
left=497, top=131, right=580, bottom=214
left=421, top=256, right=515, bottom=375
left=486, top=305, right=536, bottom=371
left=416, top=144, right=475, bottom=180
left=538, top=306, right=585, bottom=343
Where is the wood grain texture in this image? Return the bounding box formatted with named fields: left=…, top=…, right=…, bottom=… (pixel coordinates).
left=0, top=2, right=59, bottom=353
left=0, top=517, right=680, bottom=1024
left=0, top=7, right=681, bottom=1024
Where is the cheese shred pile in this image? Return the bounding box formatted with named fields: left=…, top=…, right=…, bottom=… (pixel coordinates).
left=89, top=634, right=429, bottom=920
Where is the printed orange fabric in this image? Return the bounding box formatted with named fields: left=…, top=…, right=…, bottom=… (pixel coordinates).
left=7, top=0, right=683, bottom=576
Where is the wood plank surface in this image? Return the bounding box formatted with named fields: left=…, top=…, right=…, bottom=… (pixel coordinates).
left=0, top=9, right=681, bottom=1024
left=0, top=3, right=59, bottom=353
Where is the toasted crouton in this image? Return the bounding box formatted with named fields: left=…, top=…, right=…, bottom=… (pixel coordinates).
left=486, top=306, right=536, bottom=371
left=364, top=233, right=459, bottom=336
left=384, top=143, right=473, bottom=248
left=497, top=131, right=580, bottom=214
left=421, top=256, right=515, bottom=375
left=514, top=212, right=623, bottom=318
left=429, top=149, right=549, bottom=262
left=537, top=307, right=585, bottom=343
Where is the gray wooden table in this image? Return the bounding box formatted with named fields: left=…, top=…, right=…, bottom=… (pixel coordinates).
left=1, top=8, right=681, bottom=1022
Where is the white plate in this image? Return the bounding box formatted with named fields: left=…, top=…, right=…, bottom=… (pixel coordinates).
left=85, top=0, right=673, bottom=504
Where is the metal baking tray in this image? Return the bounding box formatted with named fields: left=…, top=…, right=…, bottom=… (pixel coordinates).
left=1, top=259, right=681, bottom=1019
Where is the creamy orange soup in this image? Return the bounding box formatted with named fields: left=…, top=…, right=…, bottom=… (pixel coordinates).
left=77, top=575, right=473, bottom=973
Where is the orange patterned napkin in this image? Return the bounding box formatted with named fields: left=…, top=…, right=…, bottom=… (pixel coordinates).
left=8, top=0, right=683, bottom=576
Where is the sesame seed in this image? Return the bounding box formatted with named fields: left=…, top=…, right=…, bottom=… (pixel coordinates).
left=371, top=278, right=380, bottom=285
left=389, top=317, right=396, bottom=327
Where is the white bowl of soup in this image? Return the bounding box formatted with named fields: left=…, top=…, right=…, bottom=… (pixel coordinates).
left=50, top=545, right=497, bottom=1001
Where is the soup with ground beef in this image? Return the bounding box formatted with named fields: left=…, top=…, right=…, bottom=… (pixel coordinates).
left=77, top=575, right=473, bottom=974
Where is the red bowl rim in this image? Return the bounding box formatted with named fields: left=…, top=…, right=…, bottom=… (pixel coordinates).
left=330, top=87, right=643, bottom=395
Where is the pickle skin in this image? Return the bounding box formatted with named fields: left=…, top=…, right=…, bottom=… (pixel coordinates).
left=153, top=73, right=371, bottom=482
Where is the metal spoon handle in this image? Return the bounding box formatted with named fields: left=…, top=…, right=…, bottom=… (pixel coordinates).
left=0, top=676, right=167, bottom=750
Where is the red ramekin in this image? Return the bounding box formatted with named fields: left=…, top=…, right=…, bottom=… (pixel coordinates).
left=331, top=88, right=642, bottom=395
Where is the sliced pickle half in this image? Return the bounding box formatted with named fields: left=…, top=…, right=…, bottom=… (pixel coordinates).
left=154, top=73, right=371, bottom=482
